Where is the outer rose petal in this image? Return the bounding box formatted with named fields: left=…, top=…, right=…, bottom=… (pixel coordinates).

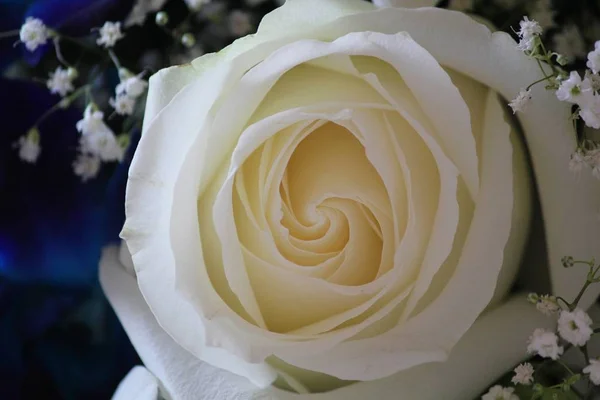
left=112, top=366, right=159, bottom=400
left=101, top=244, right=555, bottom=400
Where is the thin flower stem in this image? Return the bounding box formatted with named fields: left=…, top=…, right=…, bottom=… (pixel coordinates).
left=535, top=58, right=551, bottom=79
left=526, top=75, right=555, bottom=91
left=108, top=49, right=121, bottom=70
left=570, top=280, right=593, bottom=311
left=0, top=29, right=20, bottom=39
left=53, top=37, right=73, bottom=68
left=539, top=40, right=558, bottom=75
left=557, top=296, right=571, bottom=308
left=30, top=84, right=89, bottom=128
left=558, top=359, right=577, bottom=376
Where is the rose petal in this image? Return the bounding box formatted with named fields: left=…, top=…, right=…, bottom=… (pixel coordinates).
left=99, top=246, right=277, bottom=389
left=112, top=366, right=159, bottom=400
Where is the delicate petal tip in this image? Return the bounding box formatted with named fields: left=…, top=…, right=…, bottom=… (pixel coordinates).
left=111, top=366, right=159, bottom=400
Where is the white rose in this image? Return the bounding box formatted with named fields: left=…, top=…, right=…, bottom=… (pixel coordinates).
left=102, top=0, right=600, bottom=399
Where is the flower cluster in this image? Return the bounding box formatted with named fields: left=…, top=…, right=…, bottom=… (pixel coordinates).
left=483, top=257, right=600, bottom=399
left=510, top=16, right=600, bottom=180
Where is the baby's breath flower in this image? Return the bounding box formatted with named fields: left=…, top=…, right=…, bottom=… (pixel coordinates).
left=481, top=385, right=519, bottom=400
left=73, top=153, right=101, bottom=182
left=80, top=129, right=124, bottom=162
left=116, top=73, right=148, bottom=98
left=109, top=94, right=136, bottom=115
left=76, top=104, right=106, bottom=136
left=518, top=16, right=543, bottom=38
left=509, top=88, right=532, bottom=114
left=585, top=70, right=600, bottom=92
left=561, top=256, right=575, bottom=268
left=536, top=295, right=560, bottom=316
left=579, top=95, right=600, bottom=129
left=516, top=17, right=542, bottom=53
left=46, top=66, right=75, bottom=97
left=19, top=17, right=49, bottom=51
left=556, top=71, right=592, bottom=105
left=557, top=309, right=593, bottom=346
left=14, top=128, right=41, bottom=163
left=584, top=359, right=600, bottom=385
left=587, top=41, right=600, bottom=74
left=512, top=363, right=534, bottom=385
left=96, top=21, right=124, bottom=48
left=527, top=328, right=563, bottom=360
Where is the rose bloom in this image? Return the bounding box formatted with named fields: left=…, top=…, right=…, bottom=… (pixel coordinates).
left=102, top=0, right=600, bottom=399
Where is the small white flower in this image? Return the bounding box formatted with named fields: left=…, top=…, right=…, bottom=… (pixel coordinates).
left=19, top=17, right=49, bottom=51
left=579, top=95, right=600, bottom=129
left=509, top=88, right=532, bottom=114
left=569, top=149, right=587, bottom=173
left=527, top=328, right=563, bottom=360
left=96, top=21, right=124, bottom=48
left=184, top=0, right=210, bottom=10
left=116, top=74, right=148, bottom=98
left=80, top=129, right=124, bottom=162
left=536, top=295, right=560, bottom=316
left=587, top=41, right=600, bottom=75
left=228, top=10, right=253, bottom=37
left=109, top=94, right=136, bottom=115
left=556, top=71, right=593, bottom=105
left=557, top=309, right=593, bottom=346
left=512, top=363, right=534, bottom=385
left=584, top=359, right=600, bottom=385
left=76, top=105, right=106, bottom=136
left=585, top=70, right=600, bottom=92
left=518, top=16, right=543, bottom=38
left=14, top=129, right=41, bottom=163
left=73, top=153, right=101, bottom=182
left=554, top=24, right=586, bottom=61
left=46, top=67, right=75, bottom=97
left=481, top=385, right=519, bottom=400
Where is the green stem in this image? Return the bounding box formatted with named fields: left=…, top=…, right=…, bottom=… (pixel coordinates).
left=30, top=84, right=89, bottom=128
left=53, top=37, right=74, bottom=68
left=556, top=296, right=571, bottom=309
left=535, top=58, right=551, bottom=79
left=558, top=359, right=577, bottom=376
left=539, top=40, right=558, bottom=75
left=0, top=29, right=20, bottom=39
left=526, top=75, right=555, bottom=91
left=108, top=49, right=121, bottom=70
left=570, top=280, right=592, bottom=311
